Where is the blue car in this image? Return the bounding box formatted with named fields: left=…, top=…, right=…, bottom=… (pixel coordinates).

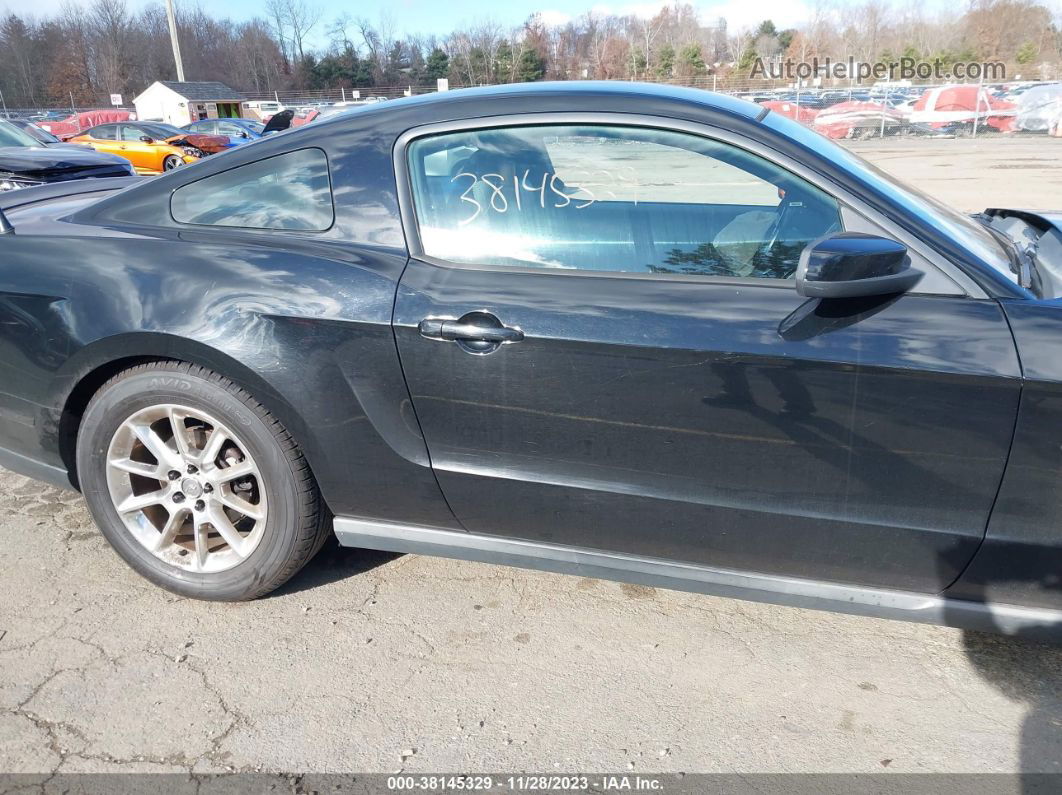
left=182, top=118, right=266, bottom=148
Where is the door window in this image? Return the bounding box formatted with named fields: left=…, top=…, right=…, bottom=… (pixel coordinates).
left=119, top=125, right=147, bottom=142
left=86, top=125, right=117, bottom=140
left=407, top=124, right=843, bottom=279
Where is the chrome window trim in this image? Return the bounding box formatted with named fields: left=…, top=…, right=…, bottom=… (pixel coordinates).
left=392, top=112, right=983, bottom=298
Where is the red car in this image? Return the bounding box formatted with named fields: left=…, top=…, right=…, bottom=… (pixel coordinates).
left=37, top=110, right=135, bottom=141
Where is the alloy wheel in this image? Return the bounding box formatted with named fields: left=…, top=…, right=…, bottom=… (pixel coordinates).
left=105, top=404, right=268, bottom=573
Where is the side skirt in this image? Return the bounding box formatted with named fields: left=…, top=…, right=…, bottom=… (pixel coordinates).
left=0, top=445, right=76, bottom=491
left=333, top=517, right=1062, bottom=641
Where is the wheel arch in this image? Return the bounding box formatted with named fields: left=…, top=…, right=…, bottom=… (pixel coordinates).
left=55, top=332, right=319, bottom=493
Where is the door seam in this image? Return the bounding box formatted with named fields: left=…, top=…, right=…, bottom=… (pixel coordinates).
left=939, top=297, right=1025, bottom=594
left=388, top=255, right=470, bottom=532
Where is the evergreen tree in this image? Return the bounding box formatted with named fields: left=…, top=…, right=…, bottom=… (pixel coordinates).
left=656, top=43, right=675, bottom=77
left=679, top=43, right=705, bottom=75
left=1017, top=41, right=1038, bottom=65
left=516, top=47, right=546, bottom=82
left=425, top=47, right=450, bottom=80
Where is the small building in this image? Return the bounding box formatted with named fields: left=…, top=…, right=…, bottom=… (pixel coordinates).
left=133, top=81, right=247, bottom=126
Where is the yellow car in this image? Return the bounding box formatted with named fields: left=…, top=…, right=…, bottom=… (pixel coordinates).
left=69, top=122, right=201, bottom=174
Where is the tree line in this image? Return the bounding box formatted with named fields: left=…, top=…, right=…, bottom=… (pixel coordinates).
left=2, top=0, right=1061, bottom=108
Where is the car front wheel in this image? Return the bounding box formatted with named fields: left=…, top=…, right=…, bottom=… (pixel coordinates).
left=163, top=155, right=183, bottom=170
left=76, top=361, right=329, bottom=600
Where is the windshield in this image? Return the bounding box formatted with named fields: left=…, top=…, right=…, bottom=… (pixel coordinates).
left=19, top=123, right=60, bottom=144
left=761, top=111, right=1016, bottom=285
left=0, top=120, right=43, bottom=148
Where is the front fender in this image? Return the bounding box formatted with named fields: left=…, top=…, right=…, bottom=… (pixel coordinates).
left=948, top=298, right=1062, bottom=611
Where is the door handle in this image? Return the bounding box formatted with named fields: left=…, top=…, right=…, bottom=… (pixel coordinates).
left=419, top=318, right=524, bottom=343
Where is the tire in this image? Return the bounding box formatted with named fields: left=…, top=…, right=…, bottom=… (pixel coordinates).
left=163, top=155, right=183, bottom=170
left=76, top=361, right=329, bottom=600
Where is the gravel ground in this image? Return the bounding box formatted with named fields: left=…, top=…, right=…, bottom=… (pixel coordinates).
left=1, top=136, right=1061, bottom=779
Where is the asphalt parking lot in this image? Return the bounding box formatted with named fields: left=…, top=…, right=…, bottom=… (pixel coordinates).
left=2, top=136, right=1062, bottom=779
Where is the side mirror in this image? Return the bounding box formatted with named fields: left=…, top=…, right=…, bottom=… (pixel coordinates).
left=239, top=131, right=249, bottom=138
left=796, top=233, right=923, bottom=299
left=139, top=135, right=153, bottom=143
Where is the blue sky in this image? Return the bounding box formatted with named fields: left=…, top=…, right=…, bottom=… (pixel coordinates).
left=7, top=0, right=949, bottom=49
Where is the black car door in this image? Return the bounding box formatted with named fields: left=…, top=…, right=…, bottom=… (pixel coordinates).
left=392, top=119, right=1022, bottom=593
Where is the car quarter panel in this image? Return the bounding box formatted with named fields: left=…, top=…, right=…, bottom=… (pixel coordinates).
left=948, top=298, right=1062, bottom=611
left=0, top=229, right=460, bottom=532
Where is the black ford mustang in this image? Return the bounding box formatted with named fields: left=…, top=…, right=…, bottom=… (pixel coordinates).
left=1, top=83, right=1060, bottom=639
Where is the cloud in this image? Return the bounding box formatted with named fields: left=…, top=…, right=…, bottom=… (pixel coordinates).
left=537, top=8, right=574, bottom=26
left=620, top=0, right=671, bottom=18
left=0, top=0, right=69, bottom=17
left=558, top=0, right=812, bottom=26
left=538, top=0, right=814, bottom=30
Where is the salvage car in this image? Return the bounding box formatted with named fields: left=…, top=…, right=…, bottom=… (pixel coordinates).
left=124, top=121, right=230, bottom=155
left=183, top=118, right=267, bottom=148
left=0, top=119, right=134, bottom=190
left=1, top=83, right=1060, bottom=638
left=68, top=122, right=223, bottom=173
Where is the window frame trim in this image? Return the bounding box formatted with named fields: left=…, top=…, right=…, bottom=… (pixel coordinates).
left=168, top=145, right=336, bottom=233
left=392, top=112, right=982, bottom=297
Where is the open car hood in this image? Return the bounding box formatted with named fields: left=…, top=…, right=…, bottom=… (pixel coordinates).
left=983, top=208, right=1062, bottom=299
left=985, top=208, right=1062, bottom=229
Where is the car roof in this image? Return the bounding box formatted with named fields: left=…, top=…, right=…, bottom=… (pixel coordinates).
left=338, top=81, right=764, bottom=121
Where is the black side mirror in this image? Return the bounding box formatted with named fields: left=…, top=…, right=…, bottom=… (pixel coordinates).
left=796, top=233, right=923, bottom=299
left=139, top=135, right=153, bottom=143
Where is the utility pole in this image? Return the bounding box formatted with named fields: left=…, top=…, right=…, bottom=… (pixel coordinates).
left=165, top=0, right=185, bottom=82
left=972, top=71, right=985, bottom=139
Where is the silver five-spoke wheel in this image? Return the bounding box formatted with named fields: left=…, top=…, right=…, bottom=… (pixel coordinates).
left=105, top=404, right=267, bottom=573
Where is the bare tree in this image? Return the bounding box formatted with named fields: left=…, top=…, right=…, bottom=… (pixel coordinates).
left=284, top=0, right=320, bottom=62
left=4, top=0, right=1062, bottom=109
left=89, top=0, right=131, bottom=93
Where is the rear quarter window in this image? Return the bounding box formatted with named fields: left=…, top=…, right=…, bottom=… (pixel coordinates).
left=170, top=148, right=334, bottom=231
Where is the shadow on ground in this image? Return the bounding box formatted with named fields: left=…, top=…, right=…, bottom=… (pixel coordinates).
left=271, top=535, right=401, bottom=597
left=962, top=630, right=1062, bottom=784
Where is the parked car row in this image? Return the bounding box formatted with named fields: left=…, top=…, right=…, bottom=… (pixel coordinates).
left=747, top=81, right=1062, bottom=138
left=754, top=84, right=1026, bottom=139
left=0, top=113, right=282, bottom=185
left=66, top=122, right=231, bottom=174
